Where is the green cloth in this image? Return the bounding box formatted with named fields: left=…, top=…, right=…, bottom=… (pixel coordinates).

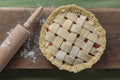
left=0, top=0, right=120, bottom=8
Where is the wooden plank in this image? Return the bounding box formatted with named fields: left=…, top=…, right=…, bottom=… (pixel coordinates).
left=0, top=8, right=120, bottom=69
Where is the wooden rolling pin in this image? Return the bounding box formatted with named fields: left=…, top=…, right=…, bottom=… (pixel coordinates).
left=0, top=7, right=43, bottom=72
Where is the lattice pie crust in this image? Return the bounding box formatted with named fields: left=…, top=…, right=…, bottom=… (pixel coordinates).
left=39, top=5, right=106, bottom=73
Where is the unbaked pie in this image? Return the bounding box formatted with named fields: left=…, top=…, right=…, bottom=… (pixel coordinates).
left=39, top=5, right=106, bottom=73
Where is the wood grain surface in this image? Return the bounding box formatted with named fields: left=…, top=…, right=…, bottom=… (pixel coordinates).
left=0, top=8, right=120, bottom=69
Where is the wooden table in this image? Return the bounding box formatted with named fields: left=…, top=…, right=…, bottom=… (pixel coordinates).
left=0, top=8, right=120, bottom=69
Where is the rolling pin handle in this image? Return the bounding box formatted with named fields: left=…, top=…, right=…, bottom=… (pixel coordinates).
left=24, top=7, right=43, bottom=30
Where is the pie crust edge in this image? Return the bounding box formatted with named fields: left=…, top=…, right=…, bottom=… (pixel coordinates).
left=39, top=4, right=106, bottom=73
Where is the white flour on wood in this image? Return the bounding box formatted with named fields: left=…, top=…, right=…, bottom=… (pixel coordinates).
left=0, top=17, right=46, bottom=63
left=20, top=15, right=46, bottom=63
left=20, top=32, right=40, bottom=63
left=0, top=38, right=10, bottom=50
left=19, top=18, right=45, bottom=63
left=0, top=29, right=13, bottom=50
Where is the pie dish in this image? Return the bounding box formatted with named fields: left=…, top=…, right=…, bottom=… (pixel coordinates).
left=39, top=5, right=106, bottom=73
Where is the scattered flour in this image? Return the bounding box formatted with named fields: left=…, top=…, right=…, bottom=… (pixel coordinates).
left=20, top=31, right=40, bottom=63
left=0, top=38, right=10, bottom=50
left=6, top=29, right=13, bottom=36
left=39, top=18, right=45, bottom=25
left=6, top=32, right=11, bottom=36
left=20, top=50, right=37, bottom=63
left=1, top=26, right=40, bottom=63
left=0, top=29, right=13, bottom=50
left=20, top=18, right=46, bottom=63
left=1, top=17, right=46, bottom=63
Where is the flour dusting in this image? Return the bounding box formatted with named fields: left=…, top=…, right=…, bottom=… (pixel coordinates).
left=39, top=18, right=45, bottom=25
left=6, top=29, right=13, bottom=36
left=19, top=12, right=46, bottom=63
left=0, top=28, right=13, bottom=50
left=0, top=38, right=10, bottom=50
left=20, top=30, right=40, bottom=63
left=0, top=16, right=46, bottom=63
left=20, top=50, right=37, bottom=63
